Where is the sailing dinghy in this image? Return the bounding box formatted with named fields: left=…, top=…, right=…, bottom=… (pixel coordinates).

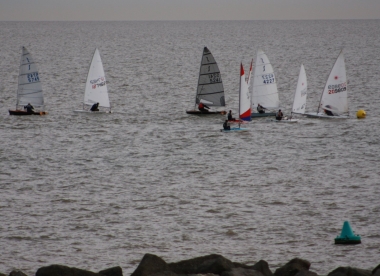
left=74, top=48, right=111, bottom=113
left=251, top=49, right=279, bottom=118
left=221, top=63, right=250, bottom=132
left=271, top=64, right=307, bottom=123
left=186, top=47, right=226, bottom=115
left=305, top=50, right=349, bottom=119
left=9, top=47, right=47, bottom=116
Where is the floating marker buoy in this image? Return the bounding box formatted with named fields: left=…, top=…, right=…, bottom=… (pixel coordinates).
left=356, top=109, right=366, bottom=119
left=335, top=221, right=361, bottom=244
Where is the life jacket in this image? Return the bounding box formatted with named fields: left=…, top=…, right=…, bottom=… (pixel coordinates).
left=199, top=103, right=204, bottom=109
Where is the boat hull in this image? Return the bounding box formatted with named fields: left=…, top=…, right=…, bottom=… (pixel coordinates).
left=251, top=112, right=276, bottom=118
left=73, top=110, right=112, bottom=114
left=270, top=118, right=299, bottom=123
left=186, top=110, right=226, bottom=115
left=9, top=110, right=47, bottom=116
left=220, top=127, right=248, bottom=132
left=304, top=112, right=349, bottom=119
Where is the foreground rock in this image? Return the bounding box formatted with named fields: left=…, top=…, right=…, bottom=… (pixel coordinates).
left=36, top=265, right=122, bottom=276
left=327, top=267, right=371, bottom=276
left=273, top=258, right=312, bottom=276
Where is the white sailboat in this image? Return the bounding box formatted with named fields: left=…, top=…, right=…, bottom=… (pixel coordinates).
left=9, top=46, right=47, bottom=116
left=221, top=62, right=250, bottom=132
left=74, top=48, right=111, bottom=113
left=186, top=47, right=226, bottom=115
left=251, top=49, right=280, bottom=117
left=305, top=50, right=349, bottom=119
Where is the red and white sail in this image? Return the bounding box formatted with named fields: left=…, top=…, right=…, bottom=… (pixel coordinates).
left=239, top=63, right=251, bottom=121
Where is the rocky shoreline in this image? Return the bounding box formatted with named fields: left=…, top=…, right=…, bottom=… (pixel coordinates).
left=2, top=254, right=380, bottom=276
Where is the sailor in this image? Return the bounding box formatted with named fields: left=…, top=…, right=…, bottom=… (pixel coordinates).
left=257, top=104, right=266, bottom=114
left=90, top=102, right=100, bottom=111
left=323, top=108, right=334, bottom=116
left=24, top=103, right=35, bottom=113
left=276, top=109, right=284, bottom=120
left=227, top=110, right=235, bottom=120
left=223, top=120, right=230, bottom=130
left=198, top=102, right=210, bottom=113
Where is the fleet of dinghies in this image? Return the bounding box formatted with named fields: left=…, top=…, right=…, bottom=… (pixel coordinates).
left=7, top=46, right=351, bottom=127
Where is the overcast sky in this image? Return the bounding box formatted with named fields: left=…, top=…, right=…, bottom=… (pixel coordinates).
left=1, top=0, right=380, bottom=21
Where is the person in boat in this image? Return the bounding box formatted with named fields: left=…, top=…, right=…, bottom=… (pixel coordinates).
left=257, top=104, right=266, bottom=114
left=223, top=120, right=230, bottom=130
left=198, top=102, right=210, bottom=113
left=323, top=106, right=334, bottom=116
left=227, top=110, right=235, bottom=121
left=90, top=102, right=100, bottom=111
left=24, top=103, right=35, bottom=113
left=276, top=109, right=284, bottom=120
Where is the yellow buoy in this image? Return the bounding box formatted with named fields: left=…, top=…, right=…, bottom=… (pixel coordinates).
left=356, top=109, right=366, bottom=119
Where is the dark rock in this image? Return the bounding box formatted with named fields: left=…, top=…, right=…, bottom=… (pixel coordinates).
left=274, top=258, right=311, bottom=276
left=249, top=260, right=273, bottom=276
left=327, top=267, right=371, bottom=276
left=295, top=271, right=318, bottom=276
left=36, top=265, right=100, bottom=276
left=99, top=267, right=123, bottom=276
left=131, top=254, right=170, bottom=276
left=149, top=272, right=180, bottom=276
left=1, top=273, right=6, bottom=276
left=372, top=264, right=380, bottom=276
left=221, top=267, right=265, bottom=276
left=168, top=254, right=234, bottom=275
left=9, top=271, right=27, bottom=276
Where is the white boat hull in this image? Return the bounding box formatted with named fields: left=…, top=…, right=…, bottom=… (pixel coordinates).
left=304, top=112, right=349, bottom=119
left=270, top=118, right=299, bottom=123
left=73, top=110, right=112, bottom=114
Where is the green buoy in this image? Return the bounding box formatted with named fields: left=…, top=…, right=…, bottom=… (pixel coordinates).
left=335, top=221, right=361, bottom=244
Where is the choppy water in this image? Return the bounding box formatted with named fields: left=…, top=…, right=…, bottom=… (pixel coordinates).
left=0, top=20, right=380, bottom=275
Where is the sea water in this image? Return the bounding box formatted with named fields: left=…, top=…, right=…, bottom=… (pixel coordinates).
left=0, top=20, right=380, bottom=275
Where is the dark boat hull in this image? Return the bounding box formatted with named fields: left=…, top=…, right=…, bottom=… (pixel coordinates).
left=9, top=110, right=47, bottom=116
left=251, top=112, right=276, bottom=118
left=186, top=110, right=226, bottom=115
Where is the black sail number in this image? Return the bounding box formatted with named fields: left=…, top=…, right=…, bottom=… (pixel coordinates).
left=209, top=73, right=221, bottom=83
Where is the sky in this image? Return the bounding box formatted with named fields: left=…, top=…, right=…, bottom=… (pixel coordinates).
left=1, top=0, right=380, bottom=21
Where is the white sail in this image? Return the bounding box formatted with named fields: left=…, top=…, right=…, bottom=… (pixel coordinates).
left=251, top=49, right=280, bottom=110
left=239, top=63, right=251, bottom=121
left=318, top=50, right=348, bottom=115
left=292, top=64, right=307, bottom=114
left=84, top=48, right=110, bottom=109
left=17, top=47, right=44, bottom=107
left=196, top=47, right=225, bottom=107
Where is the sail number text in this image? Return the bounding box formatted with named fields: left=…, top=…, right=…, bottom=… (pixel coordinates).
left=328, top=83, right=346, bottom=94
left=208, top=73, right=221, bottom=83
left=262, top=74, right=275, bottom=84
left=27, top=72, right=39, bottom=83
